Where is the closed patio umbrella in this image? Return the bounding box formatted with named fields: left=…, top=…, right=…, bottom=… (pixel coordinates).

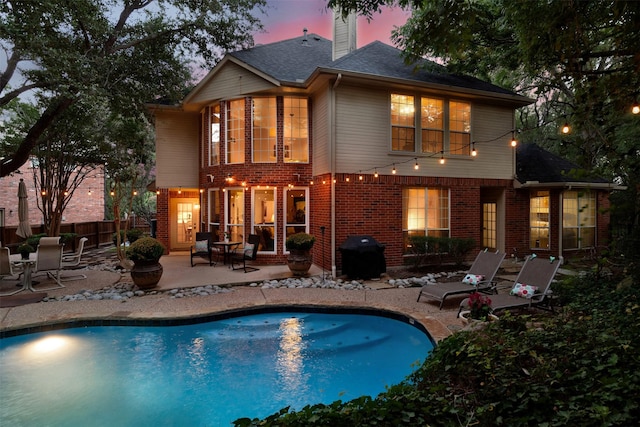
left=16, top=178, right=32, bottom=239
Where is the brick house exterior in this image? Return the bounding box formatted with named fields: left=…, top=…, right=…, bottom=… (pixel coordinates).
left=150, top=15, right=619, bottom=276
left=0, top=161, right=105, bottom=229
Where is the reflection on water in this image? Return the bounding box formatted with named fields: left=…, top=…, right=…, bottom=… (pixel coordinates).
left=276, top=317, right=309, bottom=398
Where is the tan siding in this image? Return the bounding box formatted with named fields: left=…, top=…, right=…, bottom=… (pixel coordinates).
left=190, top=62, right=276, bottom=103
left=312, top=87, right=331, bottom=174
left=155, top=111, right=199, bottom=188
left=333, top=84, right=516, bottom=180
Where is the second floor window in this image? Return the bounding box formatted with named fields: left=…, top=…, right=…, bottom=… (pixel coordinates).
left=391, top=93, right=471, bottom=156
left=252, top=98, right=276, bottom=163
left=210, top=104, right=220, bottom=166
left=284, top=97, right=309, bottom=163
left=226, top=99, right=245, bottom=164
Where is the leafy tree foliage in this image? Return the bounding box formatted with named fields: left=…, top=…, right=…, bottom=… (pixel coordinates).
left=0, top=0, right=266, bottom=176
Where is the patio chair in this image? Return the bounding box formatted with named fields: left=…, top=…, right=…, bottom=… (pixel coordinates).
left=190, top=232, right=216, bottom=267
left=61, top=237, right=89, bottom=281
left=458, top=254, right=562, bottom=316
left=231, top=234, right=260, bottom=273
left=39, top=236, right=61, bottom=246
left=417, top=249, right=505, bottom=309
left=32, top=242, right=65, bottom=290
left=0, top=246, right=22, bottom=296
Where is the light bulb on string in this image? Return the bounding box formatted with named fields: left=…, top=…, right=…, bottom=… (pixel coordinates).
left=374, top=169, right=378, bottom=178
left=632, top=103, right=640, bottom=115
left=561, top=122, right=571, bottom=134
left=392, top=164, right=396, bottom=174
left=414, top=158, right=419, bottom=170
left=471, top=143, right=477, bottom=157
left=439, top=152, right=445, bottom=165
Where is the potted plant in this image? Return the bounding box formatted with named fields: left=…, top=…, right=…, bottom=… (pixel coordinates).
left=17, top=243, right=34, bottom=260
left=459, top=292, right=498, bottom=324
left=127, top=237, right=166, bottom=289
left=285, top=232, right=315, bottom=276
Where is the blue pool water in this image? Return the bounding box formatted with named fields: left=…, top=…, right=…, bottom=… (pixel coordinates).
left=0, top=311, right=433, bottom=426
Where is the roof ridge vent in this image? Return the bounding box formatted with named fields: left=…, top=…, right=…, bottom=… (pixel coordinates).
left=302, top=28, right=309, bottom=46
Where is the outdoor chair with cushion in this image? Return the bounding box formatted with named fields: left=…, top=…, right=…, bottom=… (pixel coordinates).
left=61, top=237, right=89, bottom=281
left=0, top=247, right=22, bottom=296
left=39, top=236, right=61, bottom=246
left=458, top=254, right=562, bottom=316
left=190, top=232, right=216, bottom=267
left=231, top=234, right=260, bottom=273
left=417, top=249, right=505, bottom=309
left=33, top=242, right=65, bottom=290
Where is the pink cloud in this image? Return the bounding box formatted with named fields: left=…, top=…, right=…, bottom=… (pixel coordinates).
left=254, top=1, right=410, bottom=47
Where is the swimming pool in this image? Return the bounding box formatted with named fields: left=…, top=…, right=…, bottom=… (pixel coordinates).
left=0, top=309, right=433, bottom=426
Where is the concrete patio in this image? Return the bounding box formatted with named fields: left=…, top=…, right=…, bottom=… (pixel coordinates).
left=0, top=249, right=478, bottom=341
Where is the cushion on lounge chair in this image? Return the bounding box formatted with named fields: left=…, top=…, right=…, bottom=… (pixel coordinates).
left=462, top=274, right=484, bottom=285
left=510, top=282, right=538, bottom=299
left=195, top=240, right=209, bottom=251
left=243, top=243, right=255, bottom=257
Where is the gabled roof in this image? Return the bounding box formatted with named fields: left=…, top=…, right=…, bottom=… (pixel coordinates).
left=326, top=41, right=519, bottom=97
left=208, top=35, right=530, bottom=104
left=229, top=34, right=333, bottom=83
left=515, top=143, right=617, bottom=189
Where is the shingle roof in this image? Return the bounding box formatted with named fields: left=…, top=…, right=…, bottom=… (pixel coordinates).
left=229, top=35, right=522, bottom=97
left=229, top=34, right=333, bottom=83
left=516, top=143, right=608, bottom=184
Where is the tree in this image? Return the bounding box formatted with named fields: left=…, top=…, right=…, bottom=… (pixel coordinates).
left=0, top=0, right=266, bottom=177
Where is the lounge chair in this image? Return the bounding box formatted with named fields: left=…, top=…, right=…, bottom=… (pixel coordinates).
left=190, top=232, right=217, bottom=267
left=231, top=234, right=260, bottom=273
left=61, top=237, right=89, bottom=281
left=458, top=254, right=562, bottom=315
left=417, top=249, right=505, bottom=309
left=32, top=242, right=65, bottom=290
left=0, top=247, right=22, bottom=296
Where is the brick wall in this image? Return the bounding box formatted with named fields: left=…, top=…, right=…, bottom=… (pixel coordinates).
left=0, top=163, right=104, bottom=227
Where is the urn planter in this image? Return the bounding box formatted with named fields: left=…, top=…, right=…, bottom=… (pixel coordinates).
left=131, top=259, right=163, bottom=289
left=287, top=249, right=312, bottom=276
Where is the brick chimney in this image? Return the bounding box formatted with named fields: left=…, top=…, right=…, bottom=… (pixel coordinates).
left=332, top=9, right=357, bottom=60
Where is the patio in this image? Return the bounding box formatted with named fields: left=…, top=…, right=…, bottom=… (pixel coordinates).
left=0, top=248, right=477, bottom=341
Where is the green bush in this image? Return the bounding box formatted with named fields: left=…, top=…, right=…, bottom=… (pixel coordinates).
left=407, top=235, right=475, bottom=269
left=126, top=237, right=165, bottom=261
left=26, top=233, right=47, bottom=248
left=59, top=233, right=78, bottom=246
left=285, top=233, right=315, bottom=251
left=112, top=230, right=126, bottom=246
left=126, top=228, right=144, bottom=243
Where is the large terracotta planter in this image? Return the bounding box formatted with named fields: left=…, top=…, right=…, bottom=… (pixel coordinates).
left=131, top=259, right=163, bottom=289
left=287, top=249, right=312, bottom=276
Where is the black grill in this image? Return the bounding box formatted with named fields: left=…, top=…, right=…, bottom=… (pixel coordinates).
left=339, top=235, right=386, bottom=280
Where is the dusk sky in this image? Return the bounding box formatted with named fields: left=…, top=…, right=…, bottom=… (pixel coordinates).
left=253, top=0, right=411, bottom=47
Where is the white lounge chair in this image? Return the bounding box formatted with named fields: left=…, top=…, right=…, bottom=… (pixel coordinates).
left=61, top=237, right=89, bottom=280
left=0, top=247, right=22, bottom=296
left=33, top=243, right=65, bottom=290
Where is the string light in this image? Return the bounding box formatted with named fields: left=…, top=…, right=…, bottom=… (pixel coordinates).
left=374, top=169, right=378, bottom=178
left=561, top=122, right=571, bottom=134
left=439, top=151, right=445, bottom=164
left=392, top=165, right=396, bottom=174
left=414, top=158, right=419, bottom=170
left=632, top=103, right=640, bottom=115
left=471, top=143, right=477, bottom=157
left=178, top=187, right=182, bottom=194
left=359, top=174, right=363, bottom=181
left=156, top=190, right=160, bottom=195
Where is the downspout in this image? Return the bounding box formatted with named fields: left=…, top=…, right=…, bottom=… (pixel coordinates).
left=330, top=73, right=342, bottom=277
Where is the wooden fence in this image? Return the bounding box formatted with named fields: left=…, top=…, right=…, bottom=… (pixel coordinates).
left=0, top=219, right=151, bottom=253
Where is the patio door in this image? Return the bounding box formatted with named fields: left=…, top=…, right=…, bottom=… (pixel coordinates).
left=170, top=198, right=199, bottom=251
left=482, top=202, right=497, bottom=250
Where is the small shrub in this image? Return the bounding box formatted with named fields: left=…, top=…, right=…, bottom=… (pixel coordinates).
left=126, top=228, right=144, bottom=243
left=126, top=237, right=165, bottom=261
left=59, top=233, right=78, bottom=246
left=285, top=233, right=315, bottom=251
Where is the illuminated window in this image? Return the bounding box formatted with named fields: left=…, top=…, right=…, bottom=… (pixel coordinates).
left=391, top=94, right=415, bottom=152
left=252, top=187, right=276, bottom=252
left=226, top=188, right=244, bottom=242
left=252, top=98, right=276, bottom=163
left=449, top=101, right=471, bottom=155
left=530, top=190, right=550, bottom=249
left=226, top=99, right=245, bottom=164
left=209, top=104, right=220, bottom=166
left=402, top=187, right=450, bottom=253
left=284, top=97, right=309, bottom=163
left=420, top=97, right=444, bottom=153
left=562, top=190, right=596, bottom=249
